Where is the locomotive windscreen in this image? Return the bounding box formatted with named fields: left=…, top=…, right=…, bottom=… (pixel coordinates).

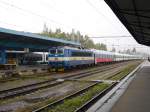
left=49, top=49, right=64, bottom=54
left=49, top=49, right=56, bottom=54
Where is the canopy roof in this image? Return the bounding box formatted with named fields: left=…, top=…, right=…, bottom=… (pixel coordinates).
left=105, top=0, right=150, bottom=46
left=0, top=27, right=80, bottom=51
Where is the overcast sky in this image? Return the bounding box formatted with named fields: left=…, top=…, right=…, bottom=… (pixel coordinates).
left=0, top=0, right=149, bottom=53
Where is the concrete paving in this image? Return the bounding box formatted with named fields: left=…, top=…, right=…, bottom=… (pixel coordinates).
left=110, top=61, right=150, bottom=112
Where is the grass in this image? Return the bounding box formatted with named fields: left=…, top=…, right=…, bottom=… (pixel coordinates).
left=6, top=81, right=93, bottom=112
left=0, top=73, right=52, bottom=83
left=0, top=61, right=142, bottom=112
left=109, top=63, right=139, bottom=80
left=42, top=83, right=109, bottom=112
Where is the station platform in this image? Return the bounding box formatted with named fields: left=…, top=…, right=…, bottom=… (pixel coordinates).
left=110, top=61, right=150, bottom=112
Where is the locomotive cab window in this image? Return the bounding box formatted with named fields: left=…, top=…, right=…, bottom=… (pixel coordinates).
left=49, top=49, right=56, bottom=54
left=49, top=49, right=64, bottom=54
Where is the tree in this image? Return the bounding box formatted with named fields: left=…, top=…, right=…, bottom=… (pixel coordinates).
left=100, top=43, right=107, bottom=51
left=126, top=49, right=131, bottom=54
left=132, top=48, right=136, bottom=53
left=70, top=29, right=75, bottom=41
left=40, top=24, right=107, bottom=50
left=43, top=23, right=48, bottom=33
left=111, top=47, right=116, bottom=52
left=83, top=35, right=95, bottom=48
left=95, top=43, right=107, bottom=51
left=76, top=31, right=81, bottom=42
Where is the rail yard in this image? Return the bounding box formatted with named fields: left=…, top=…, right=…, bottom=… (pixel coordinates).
left=1, top=0, right=150, bottom=111
left=0, top=60, right=142, bottom=112
left=0, top=27, right=145, bottom=112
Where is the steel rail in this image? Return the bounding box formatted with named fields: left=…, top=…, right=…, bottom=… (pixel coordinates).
left=0, top=62, right=132, bottom=99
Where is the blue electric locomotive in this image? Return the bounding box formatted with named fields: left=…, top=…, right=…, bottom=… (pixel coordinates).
left=48, top=47, right=94, bottom=71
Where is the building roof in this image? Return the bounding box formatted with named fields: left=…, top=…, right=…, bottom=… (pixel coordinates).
left=105, top=0, right=150, bottom=46
left=0, top=27, right=80, bottom=51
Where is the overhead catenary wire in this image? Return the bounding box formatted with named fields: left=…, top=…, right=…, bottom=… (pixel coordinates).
left=38, top=0, right=80, bottom=31
left=0, top=0, right=76, bottom=31
left=0, top=0, right=127, bottom=36
left=91, top=35, right=132, bottom=38
left=0, top=3, right=33, bottom=32
left=39, top=0, right=70, bottom=18
left=0, top=20, right=34, bottom=32
left=85, top=0, right=121, bottom=33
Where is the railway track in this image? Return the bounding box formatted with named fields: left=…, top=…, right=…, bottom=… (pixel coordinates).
left=32, top=81, right=102, bottom=112
left=0, top=62, right=132, bottom=100
left=31, top=62, right=141, bottom=112
left=74, top=64, right=140, bottom=112
left=74, top=72, right=129, bottom=112
left=74, top=83, right=117, bottom=112
left=32, top=62, right=139, bottom=112
left=32, top=82, right=118, bottom=112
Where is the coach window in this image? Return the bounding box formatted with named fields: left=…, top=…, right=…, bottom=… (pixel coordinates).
left=37, top=55, right=42, bottom=60
left=46, top=54, right=48, bottom=60
left=57, top=49, right=64, bottom=54
left=100, top=54, right=102, bottom=58
left=101, top=54, right=103, bottom=58
left=104, top=54, right=106, bottom=58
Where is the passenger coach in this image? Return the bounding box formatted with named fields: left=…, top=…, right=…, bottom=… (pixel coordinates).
left=93, top=50, right=115, bottom=64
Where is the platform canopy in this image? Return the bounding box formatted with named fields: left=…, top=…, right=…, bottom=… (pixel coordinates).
left=105, top=0, right=150, bottom=46
left=0, top=27, right=81, bottom=51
